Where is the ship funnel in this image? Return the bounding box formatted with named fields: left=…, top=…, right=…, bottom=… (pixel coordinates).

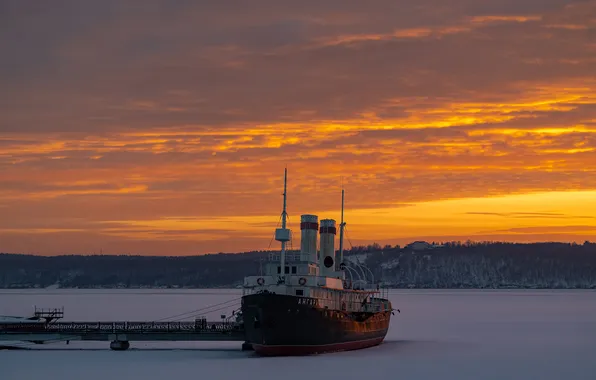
left=300, top=214, right=318, bottom=263
left=319, top=219, right=336, bottom=275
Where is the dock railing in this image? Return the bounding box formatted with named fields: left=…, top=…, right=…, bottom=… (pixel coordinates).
left=34, top=306, right=64, bottom=323
left=1, top=321, right=242, bottom=334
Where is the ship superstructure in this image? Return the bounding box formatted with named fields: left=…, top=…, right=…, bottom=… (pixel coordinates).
left=241, top=169, right=394, bottom=356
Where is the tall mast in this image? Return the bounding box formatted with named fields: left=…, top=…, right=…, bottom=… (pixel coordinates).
left=338, top=187, right=345, bottom=272
left=282, top=168, right=288, bottom=230
left=275, top=167, right=291, bottom=283
left=280, top=168, right=288, bottom=274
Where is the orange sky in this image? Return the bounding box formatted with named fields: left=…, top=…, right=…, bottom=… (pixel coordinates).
left=1, top=0, right=596, bottom=255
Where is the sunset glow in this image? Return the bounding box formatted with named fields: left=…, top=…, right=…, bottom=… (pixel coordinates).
left=1, top=0, right=596, bottom=255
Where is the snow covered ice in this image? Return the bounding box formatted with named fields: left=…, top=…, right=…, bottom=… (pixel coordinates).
left=1, top=289, right=595, bottom=380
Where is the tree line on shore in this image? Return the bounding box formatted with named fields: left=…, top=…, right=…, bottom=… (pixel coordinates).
left=1, top=241, right=595, bottom=289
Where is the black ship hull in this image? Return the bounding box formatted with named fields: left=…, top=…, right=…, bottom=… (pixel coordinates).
left=241, top=292, right=392, bottom=356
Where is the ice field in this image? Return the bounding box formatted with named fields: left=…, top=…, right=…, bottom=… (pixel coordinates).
left=1, top=289, right=595, bottom=380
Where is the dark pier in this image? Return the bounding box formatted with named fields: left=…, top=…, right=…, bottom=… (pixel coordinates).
left=0, top=307, right=251, bottom=351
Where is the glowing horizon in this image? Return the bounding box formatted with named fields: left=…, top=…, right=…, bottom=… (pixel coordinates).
left=1, top=1, right=595, bottom=255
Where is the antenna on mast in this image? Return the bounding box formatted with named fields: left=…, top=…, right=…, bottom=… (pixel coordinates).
left=274, top=167, right=291, bottom=284
left=338, top=179, right=346, bottom=274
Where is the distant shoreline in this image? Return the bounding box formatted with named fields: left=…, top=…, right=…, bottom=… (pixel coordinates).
left=2, top=242, right=595, bottom=289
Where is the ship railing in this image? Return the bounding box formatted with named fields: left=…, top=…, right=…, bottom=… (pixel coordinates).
left=374, top=282, right=391, bottom=300
left=361, top=303, right=380, bottom=313
left=346, top=281, right=384, bottom=293
left=341, top=298, right=391, bottom=313
left=352, top=301, right=383, bottom=313
left=268, top=252, right=302, bottom=262
left=242, top=288, right=263, bottom=296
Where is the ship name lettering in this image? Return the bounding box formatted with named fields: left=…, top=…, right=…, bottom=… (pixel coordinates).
left=298, top=298, right=317, bottom=306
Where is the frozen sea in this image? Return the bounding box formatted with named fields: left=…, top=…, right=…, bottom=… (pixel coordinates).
left=1, top=289, right=595, bottom=380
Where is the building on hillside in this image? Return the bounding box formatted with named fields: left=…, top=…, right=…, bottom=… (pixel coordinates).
left=406, top=241, right=443, bottom=251
left=406, top=241, right=432, bottom=251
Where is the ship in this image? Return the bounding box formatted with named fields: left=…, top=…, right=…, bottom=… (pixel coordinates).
left=240, top=169, right=396, bottom=356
